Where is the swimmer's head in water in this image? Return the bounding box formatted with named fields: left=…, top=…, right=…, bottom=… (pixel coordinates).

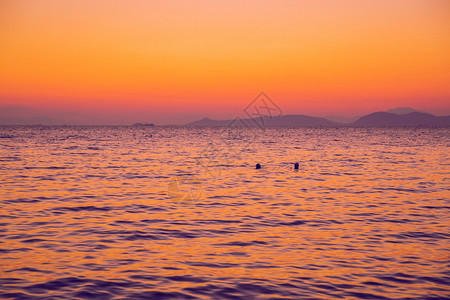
left=256, top=163, right=261, bottom=169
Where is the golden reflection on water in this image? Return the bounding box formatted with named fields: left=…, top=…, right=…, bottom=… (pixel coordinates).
left=0, top=127, right=449, bottom=298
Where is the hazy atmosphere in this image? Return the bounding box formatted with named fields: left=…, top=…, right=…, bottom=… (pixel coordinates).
left=1, top=0, right=449, bottom=124
left=1, top=2, right=449, bottom=299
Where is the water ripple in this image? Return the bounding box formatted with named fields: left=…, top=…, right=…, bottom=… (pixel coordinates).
left=0, top=126, right=448, bottom=299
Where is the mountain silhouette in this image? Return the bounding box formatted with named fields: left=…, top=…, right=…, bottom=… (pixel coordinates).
left=186, top=111, right=450, bottom=127
left=385, top=107, right=421, bottom=114
left=186, top=115, right=338, bottom=127
left=324, top=115, right=359, bottom=124
left=351, top=111, right=450, bottom=127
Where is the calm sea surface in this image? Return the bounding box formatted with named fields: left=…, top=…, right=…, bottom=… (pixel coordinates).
left=0, top=126, right=449, bottom=299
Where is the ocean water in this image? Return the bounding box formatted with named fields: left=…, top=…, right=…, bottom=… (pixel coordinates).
left=0, top=126, right=449, bottom=299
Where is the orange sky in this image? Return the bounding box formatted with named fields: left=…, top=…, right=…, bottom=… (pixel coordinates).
left=0, top=0, right=449, bottom=124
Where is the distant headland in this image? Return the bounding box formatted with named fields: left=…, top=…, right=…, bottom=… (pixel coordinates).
left=132, top=123, right=155, bottom=127
left=184, top=108, right=450, bottom=128
left=1, top=107, right=449, bottom=127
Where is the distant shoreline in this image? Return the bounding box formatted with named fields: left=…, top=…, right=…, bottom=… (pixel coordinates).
left=1, top=109, right=450, bottom=127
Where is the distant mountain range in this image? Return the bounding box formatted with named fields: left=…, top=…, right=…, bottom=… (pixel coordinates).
left=323, top=115, right=359, bottom=124
left=185, top=108, right=450, bottom=127
left=187, top=115, right=336, bottom=127
left=351, top=111, right=450, bottom=127
left=385, top=107, right=424, bottom=115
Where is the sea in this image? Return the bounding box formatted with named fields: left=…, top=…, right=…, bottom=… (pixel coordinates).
left=0, top=126, right=449, bottom=299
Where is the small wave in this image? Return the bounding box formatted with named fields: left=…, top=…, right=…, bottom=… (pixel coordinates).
left=4, top=198, right=41, bottom=204
left=418, top=275, right=450, bottom=285
left=0, top=248, right=31, bottom=253
left=126, top=291, right=196, bottom=299
left=139, top=219, right=165, bottom=224
left=50, top=205, right=114, bottom=213
left=374, top=187, right=424, bottom=193
left=129, top=274, right=159, bottom=281
left=278, top=220, right=307, bottom=226
left=21, top=238, right=48, bottom=243
left=24, top=166, right=68, bottom=170
left=0, top=156, right=21, bottom=162
left=6, top=267, right=53, bottom=274
left=387, top=231, right=449, bottom=240
left=215, top=240, right=268, bottom=247
left=184, top=261, right=239, bottom=268
left=346, top=291, right=390, bottom=299
left=124, top=234, right=164, bottom=241
left=166, top=275, right=207, bottom=283
left=199, top=219, right=242, bottom=224
left=376, top=275, right=418, bottom=284
left=421, top=205, right=450, bottom=210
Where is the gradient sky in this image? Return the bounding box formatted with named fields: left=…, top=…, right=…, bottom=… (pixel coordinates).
left=1, top=0, right=449, bottom=124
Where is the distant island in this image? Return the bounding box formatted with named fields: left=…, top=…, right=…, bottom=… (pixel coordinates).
left=184, top=108, right=450, bottom=127
left=2, top=107, right=449, bottom=127
left=351, top=111, right=449, bottom=127
left=132, top=122, right=155, bottom=127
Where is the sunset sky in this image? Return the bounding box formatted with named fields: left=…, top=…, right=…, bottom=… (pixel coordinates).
left=1, top=0, right=449, bottom=124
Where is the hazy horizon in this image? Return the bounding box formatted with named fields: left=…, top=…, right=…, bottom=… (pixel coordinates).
left=1, top=103, right=449, bottom=126
left=2, top=2, right=449, bottom=298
